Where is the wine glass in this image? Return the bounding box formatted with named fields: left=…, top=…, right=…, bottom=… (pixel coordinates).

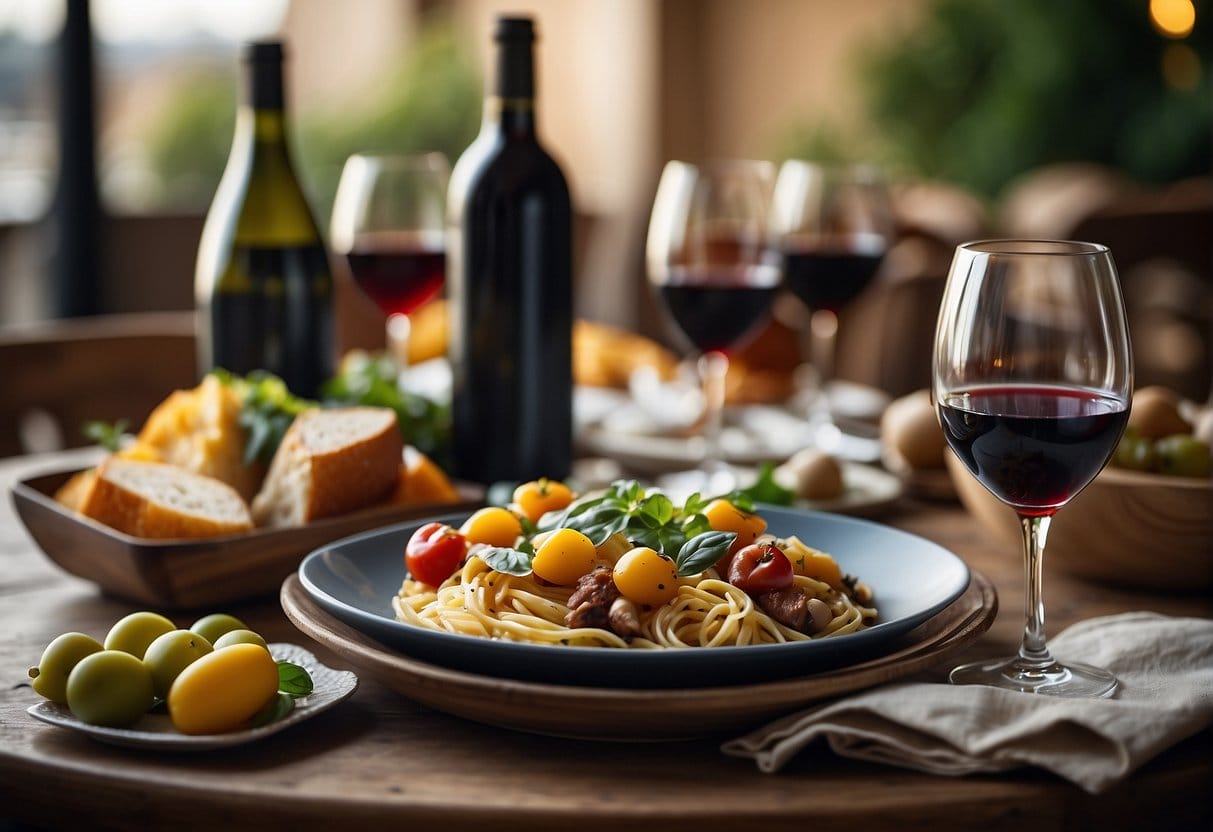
left=933, top=239, right=1132, bottom=697
left=330, top=153, right=449, bottom=375
left=645, top=159, right=780, bottom=495
left=771, top=161, right=893, bottom=449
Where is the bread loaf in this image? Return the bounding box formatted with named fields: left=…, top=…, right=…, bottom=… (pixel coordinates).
left=882, top=389, right=947, bottom=471
left=122, top=374, right=265, bottom=501
left=79, top=459, right=254, bottom=539
left=252, top=407, right=402, bottom=527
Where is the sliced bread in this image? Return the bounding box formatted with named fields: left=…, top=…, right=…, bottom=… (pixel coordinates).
left=79, top=458, right=254, bottom=539
left=251, top=407, right=402, bottom=527
left=122, top=374, right=266, bottom=501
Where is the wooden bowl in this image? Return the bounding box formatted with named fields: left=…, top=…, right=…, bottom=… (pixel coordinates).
left=945, top=453, right=1212, bottom=591
left=11, top=466, right=482, bottom=610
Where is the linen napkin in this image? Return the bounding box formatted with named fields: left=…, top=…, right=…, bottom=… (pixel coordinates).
left=722, top=612, right=1213, bottom=792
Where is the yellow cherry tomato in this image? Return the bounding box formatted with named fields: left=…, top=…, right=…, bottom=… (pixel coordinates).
left=788, top=547, right=844, bottom=588
left=512, top=478, right=575, bottom=523
left=459, top=507, right=524, bottom=548
left=531, top=528, right=597, bottom=586
left=167, top=643, right=279, bottom=735
left=612, top=547, right=679, bottom=607
left=702, top=499, right=767, bottom=554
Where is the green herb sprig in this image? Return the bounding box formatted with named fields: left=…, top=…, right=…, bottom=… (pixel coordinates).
left=319, top=351, right=451, bottom=467
left=209, top=369, right=317, bottom=465
left=249, top=660, right=315, bottom=728
left=729, top=461, right=795, bottom=507
left=83, top=419, right=130, bottom=452
left=479, top=480, right=736, bottom=579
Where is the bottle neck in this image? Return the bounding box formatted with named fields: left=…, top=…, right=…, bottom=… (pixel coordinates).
left=245, top=53, right=285, bottom=110
left=236, top=56, right=290, bottom=154
left=483, top=97, right=535, bottom=139
left=487, top=39, right=536, bottom=138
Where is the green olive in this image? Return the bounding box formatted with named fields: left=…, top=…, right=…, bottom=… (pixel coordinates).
left=189, top=613, right=247, bottom=645
left=1154, top=435, right=1212, bottom=479
left=28, top=632, right=104, bottom=704
left=66, top=650, right=155, bottom=728
left=212, top=629, right=267, bottom=650
left=143, top=629, right=214, bottom=699
left=1114, top=432, right=1158, bottom=472
left=104, top=611, right=176, bottom=659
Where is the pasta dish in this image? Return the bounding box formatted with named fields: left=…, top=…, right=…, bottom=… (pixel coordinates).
left=391, top=479, right=877, bottom=649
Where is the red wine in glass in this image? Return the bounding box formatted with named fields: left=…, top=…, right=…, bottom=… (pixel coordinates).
left=659, top=263, right=780, bottom=355
left=938, top=384, right=1129, bottom=516
left=343, top=230, right=445, bottom=318
left=781, top=232, right=887, bottom=313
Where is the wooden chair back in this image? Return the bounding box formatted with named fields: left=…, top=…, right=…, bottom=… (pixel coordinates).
left=0, top=312, right=198, bottom=457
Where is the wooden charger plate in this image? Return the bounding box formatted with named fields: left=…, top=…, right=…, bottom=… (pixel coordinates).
left=11, top=467, right=482, bottom=610
left=280, top=569, right=997, bottom=741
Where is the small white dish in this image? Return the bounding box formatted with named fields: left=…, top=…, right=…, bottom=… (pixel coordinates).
left=27, top=643, right=357, bottom=751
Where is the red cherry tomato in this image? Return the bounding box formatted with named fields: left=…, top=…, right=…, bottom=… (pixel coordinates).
left=727, top=542, right=794, bottom=595
left=405, top=522, right=468, bottom=587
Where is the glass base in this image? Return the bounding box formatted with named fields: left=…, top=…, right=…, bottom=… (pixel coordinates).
left=949, top=656, right=1118, bottom=698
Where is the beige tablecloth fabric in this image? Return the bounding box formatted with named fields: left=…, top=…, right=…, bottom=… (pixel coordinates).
left=723, top=612, right=1213, bottom=792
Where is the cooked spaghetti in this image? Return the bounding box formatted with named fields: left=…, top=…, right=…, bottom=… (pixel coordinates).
left=392, top=532, right=877, bottom=649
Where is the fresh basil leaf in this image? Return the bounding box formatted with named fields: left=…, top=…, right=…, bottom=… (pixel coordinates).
left=563, top=504, right=629, bottom=545
left=680, top=511, right=712, bottom=539
left=617, top=480, right=645, bottom=503
left=730, top=461, right=794, bottom=508
left=682, top=491, right=708, bottom=516
left=539, top=490, right=609, bottom=531
left=626, top=526, right=662, bottom=552
left=637, top=493, right=674, bottom=526
left=656, top=526, right=688, bottom=559
left=480, top=546, right=535, bottom=576
left=250, top=692, right=295, bottom=727
left=674, top=530, right=737, bottom=577
left=277, top=661, right=314, bottom=697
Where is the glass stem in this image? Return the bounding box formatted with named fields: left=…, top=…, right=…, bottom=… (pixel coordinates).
left=1016, top=513, right=1056, bottom=669
left=698, top=351, right=728, bottom=472
left=386, top=313, right=411, bottom=391
left=809, top=309, right=838, bottom=424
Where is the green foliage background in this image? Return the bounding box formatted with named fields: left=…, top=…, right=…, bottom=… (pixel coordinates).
left=784, top=0, right=1211, bottom=199
left=146, top=18, right=481, bottom=225
left=863, top=0, right=1212, bottom=196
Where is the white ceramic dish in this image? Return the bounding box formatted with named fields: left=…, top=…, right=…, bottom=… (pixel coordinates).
left=26, top=643, right=357, bottom=751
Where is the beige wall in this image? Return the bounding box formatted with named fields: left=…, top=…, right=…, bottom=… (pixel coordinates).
left=437, top=0, right=928, bottom=328
left=685, top=0, right=922, bottom=160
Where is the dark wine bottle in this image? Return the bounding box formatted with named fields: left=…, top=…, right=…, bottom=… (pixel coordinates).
left=447, top=16, right=573, bottom=484
left=195, top=40, right=333, bottom=399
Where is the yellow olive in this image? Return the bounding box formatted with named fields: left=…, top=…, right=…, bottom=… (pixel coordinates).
left=167, top=643, right=279, bottom=735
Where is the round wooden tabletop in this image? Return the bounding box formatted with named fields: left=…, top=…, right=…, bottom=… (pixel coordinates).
left=1, top=450, right=1209, bottom=831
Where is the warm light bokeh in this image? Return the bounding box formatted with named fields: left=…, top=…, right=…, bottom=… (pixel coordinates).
left=1150, top=0, right=1196, bottom=38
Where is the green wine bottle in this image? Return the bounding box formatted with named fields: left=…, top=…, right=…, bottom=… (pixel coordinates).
left=195, top=40, right=333, bottom=398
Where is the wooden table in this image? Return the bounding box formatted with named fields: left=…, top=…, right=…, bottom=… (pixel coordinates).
left=1, top=450, right=1209, bottom=831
